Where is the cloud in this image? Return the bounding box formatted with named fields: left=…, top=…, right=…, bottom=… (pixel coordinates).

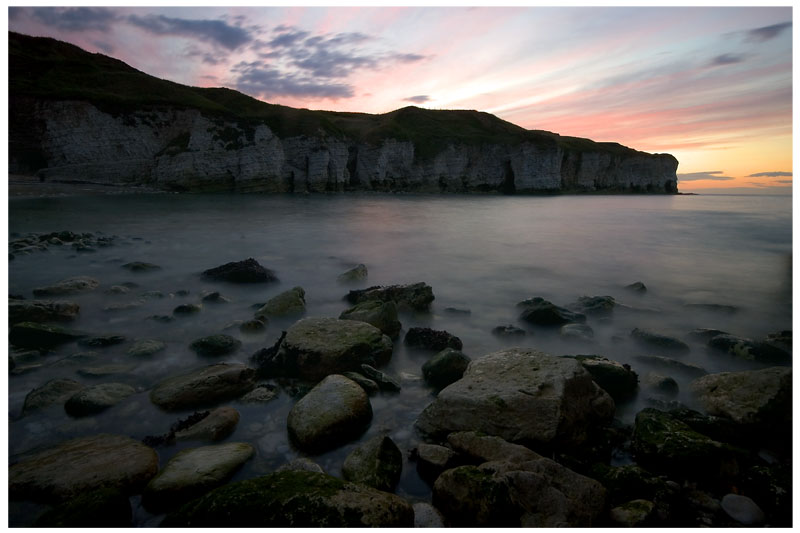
left=747, top=171, right=792, bottom=178
left=269, top=29, right=310, bottom=48
left=232, top=62, right=354, bottom=99
left=404, top=95, right=431, bottom=104
left=776, top=179, right=792, bottom=184
left=92, top=40, right=114, bottom=54
left=708, top=53, right=745, bottom=67
left=29, top=7, right=119, bottom=32
left=127, top=14, right=252, bottom=50
left=677, top=171, right=735, bottom=181
left=746, top=21, right=792, bottom=43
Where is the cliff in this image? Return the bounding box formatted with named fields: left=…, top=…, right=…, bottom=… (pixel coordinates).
left=9, top=32, right=679, bottom=194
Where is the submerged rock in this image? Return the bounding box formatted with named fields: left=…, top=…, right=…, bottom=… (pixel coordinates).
left=687, top=328, right=729, bottom=342
left=342, top=434, right=403, bottom=492
left=560, top=322, right=594, bottom=342
left=643, top=372, right=679, bottom=397
left=359, top=364, right=401, bottom=392
left=150, top=363, right=256, bottom=411
left=337, top=264, right=368, bottom=283
left=568, top=295, right=616, bottom=316
left=173, top=303, right=202, bottom=316
left=77, top=334, right=126, bottom=348
left=121, top=261, right=161, bottom=272
left=175, top=406, right=241, bottom=442
left=421, top=348, right=471, bottom=390
left=201, top=258, right=278, bottom=283
left=127, top=339, right=166, bottom=357
left=23, top=378, right=85, bottom=415
left=64, top=382, right=136, bottom=417
left=632, top=354, right=707, bottom=377
left=201, top=291, right=230, bottom=304
left=189, top=334, right=242, bottom=358
left=405, top=327, right=463, bottom=351
left=9, top=299, right=80, bottom=325
left=345, top=282, right=434, bottom=311
left=707, top=334, right=791, bottom=364
left=491, top=324, right=526, bottom=337
left=625, top=281, right=647, bottom=293
left=254, top=287, right=306, bottom=318
left=518, top=297, right=585, bottom=326
left=339, top=299, right=401, bottom=339
left=10, top=322, right=87, bottom=350
left=32, top=276, right=100, bottom=297
left=631, top=328, right=690, bottom=354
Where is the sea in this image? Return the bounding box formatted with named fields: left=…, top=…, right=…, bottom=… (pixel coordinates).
left=7, top=192, right=792, bottom=525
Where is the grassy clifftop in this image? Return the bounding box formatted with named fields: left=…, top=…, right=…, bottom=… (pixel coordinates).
left=9, top=31, right=652, bottom=160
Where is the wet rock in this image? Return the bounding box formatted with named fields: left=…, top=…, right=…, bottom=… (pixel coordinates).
left=413, top=502, right=446, bottom=527
left=139, top=290, right=164, bottom=300
left=421, top=348, right=471, bottom=390
left=609, top=499, right=656, bottom=527
left=405, top=327, right=463, bottom=351
left=9, top=434, right=158, bottom=503
left=518, top=297, right=585, bottom=326
left=632, top=354, right=707, bottom=377
left=568, top=295, right=616, bottom=316
left=23, top=378, right=85, bottom=415
left=415, top=349, right=615, bottom=449
left=643, top=372, right=679, bottom=397
left=589, top=463, right=672, bottom=508
left=173, top=303, right=202, bottom=316
left=201, top=258, right=278, bottom=283
left=287, top=374, right=373, bottom=453
left=255, top=286, right=306, bottom=318
left=340, top=299, right=401, bottom=339
left=560, top=323, right=594, bottom=342
left=175, top=406, right=241, bottom=442
left=444, top=307, right=471, bottom=315
left=173, top=289, right=191, bottom=297
left=684, top=303, right=738, bottom=314
left=32, top=276, right=100, bottom=297
left=415, top=443, right=459, bottom=483
left=277, top=318, right=393, bottom=381
left=666, top=407, right=742, bottom=445
left=104, top=301, right=143, bottom=312
left=201, top=291, right=230, bottom=304
left=345, top=282, right=435, bottom=311
left=64, top=382, right=136, bottom=417
left=49, top=351, right=100, bottom=368
left=9, top=299, right=80, bottom=325
left=763, top=329, right=791, bottom=352
left=150, top=363, right=256, bottom=411
left=720, top=494, right=765, bottom=525
left=10, top=322, right=87, bottom=350
left=77, top=364, right=136, bottom=378
left=687, top=328, right=729, bottom=342
left=147, top=314, right=174, bottom=323
left=491, top=324, right=526, bottom=337
left=143, top=442, right=255, bottom=512
left=626, top=281, right=647, bottom=293
left=77, top=334, right=126, bottom=348
left=707, top=334, right=791, bottom=364
left=33, top=487, right=132, bottom=527
left=122, top=262, right=161, bottom=272
left=567, top=355, right=638, bottom=402
left=161, top=470, right=413, bottom=527
left=239, top=318, right=267, bottom=333
left=342, top=434, right=403, bottom=492
left=276, top=457, right=325, bottom=473
left=341, top=371, right=380, bottom=395
left=739, top=464, right=791, bottom=526
left=337, top=264, right=368, bottom=283
left=238, top=385, right=278, bottom=403
left=631, top=328, right=690, bottom=354
left=105, top=285, right=131, bottom=294
left=189, top=334, right=242, bottom=358
left=359, top=364, right=401, bottom=392
left=127, top=339, right=166, bottom=357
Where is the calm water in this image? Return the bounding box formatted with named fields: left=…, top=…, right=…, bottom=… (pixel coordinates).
left=8, top=192, right=792, bottom=525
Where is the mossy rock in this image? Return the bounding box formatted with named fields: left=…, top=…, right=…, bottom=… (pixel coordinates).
left=254, top=287, right=306, bottom=318
left=10, top=322, right=88, bottom=350
left=432, top=465, right=517, bottom=526
left=189, top=334, right=242, bottom=357
left=342, top=435, right=402, bottom=492
left=33, top=487, right=132, bottom=527
left=569, top=355, right=638, bottom=402
left=422, top=348, right=471, bottom=390
left=339, top=299, right=401, bottom=339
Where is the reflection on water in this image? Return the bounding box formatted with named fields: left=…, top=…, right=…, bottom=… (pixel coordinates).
left=8, top=192, right=792, bottom=525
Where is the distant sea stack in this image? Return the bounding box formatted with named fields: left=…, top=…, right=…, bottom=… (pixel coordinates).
left=9, top=32, right=679, bottom=194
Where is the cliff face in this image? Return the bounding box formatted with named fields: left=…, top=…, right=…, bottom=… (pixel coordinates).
left=11, top=99, right=679, bottom=194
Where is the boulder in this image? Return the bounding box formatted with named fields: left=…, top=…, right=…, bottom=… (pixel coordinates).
left=287, top=374, right=373, bottom=453
left=77, top=334, right=126, bottom=348
left=9, top=299, right=80, bottom=325
left=239, top=318, right=267, bottom=333
left=413, top=502, right=445, bottom=528
left=643, top=372, right=679, bottom=397
left=33, top=487, right=132, bottom=527
left=359, top=364, right=401, bottom=392
left=632, top=354, right=707, bottom=377
left=143, top=442, right=254, bottom=512
left=707, top=334, right=791, bottom=364
left=609, top=499, right=656, bottom=527
left=568, top=355, right=638, bottom=402
left=276, top=457, right=325, bottom=473
left=560, top=323, right=594, bottom=342
left=421, top=348, right=471, bottom=390
left=415, top=349, right=615, bottom=449
left=201, top=291, right=230, bottom=303
left=342, top=434, right=403, bottom=492
left=161, top=470, right=413, bottom=527
left=127, top=339, right=166, bottom=357
left=337, top=264, right=368, bottom=283
left=589, top=463, right=673, bottom=507
left=64, top=383, right=136, bottom=417
left=201, top=258, right=278, bottom=283
left=9, top=434, right=158, bottom=503
left=175, top=406, right=241, bottom=442
left=687, top=328, right=729, bottom=342
left=121, top=261, right=161, bottom=272
left=720, top=494, right=765, bottom=525
left=77, top=364, right=136, bottom=378
left=10, top=322, right=87, bottom=350
left=345, top=282, right=434, bottom=311
left=32, top=276, right=100, bottom=297
left=23, top=378, right=85, bottom=415
left=341, top=371, right=379, bottom=395
left=339, top=300, right=401, bottom=339
left=631, top=328, right=690, bottom=354
left=189, top=334, right=242, bottom=357
left=405, top=327, right=463, bottom=351
left=518, top=297, right=585, bottom=326
left=625, top=281, right=647, bottom=293
left=689, top=367, right=792, bottom=427
left=415, top=443, right=459, bottom=483
left=277, top=318, right=393, bottom=381
left=173, top=303, right=202, bottom=315
left=568, top=295, right=616, bottom=316
left=238, top=385, right=278, bottom=403
left=254, top=287, right=306, bottom=318
left=150, top=363, right=256, bottom=411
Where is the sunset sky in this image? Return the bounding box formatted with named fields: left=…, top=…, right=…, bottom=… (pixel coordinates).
left=8, top=5, right=793, bottom=193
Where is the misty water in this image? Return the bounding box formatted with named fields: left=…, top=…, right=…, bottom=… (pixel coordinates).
left=8, top=192, right=792, bottom=526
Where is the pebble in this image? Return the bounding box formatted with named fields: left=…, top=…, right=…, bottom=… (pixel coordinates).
left=721, top=494, right=765, bottom=525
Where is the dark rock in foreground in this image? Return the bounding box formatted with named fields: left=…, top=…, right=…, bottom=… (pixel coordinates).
left=33, top=487, right=132, bottom=527
left=162, top=470, right=414, bottom=527
left=32, top=276, right=100, bottom=297
left=405, top=326, right=463, bottom=351
left=518, top=297, right=586, bottom=326
left=10, top=321, right=88, bottom=350
left=149, top=363, right=256, bottom=411
left=345, top=282, right=434, bottom=311
left=422, top=348, right=471, bottom=390
left=9, top=299, right=80, bottom=325
left=201, top=258, right=277, bottom=283
left=23, top=378, right=85, bottom=415
left=189, top=334, right=242, bottom=358
left=64, top=382, right=136, bottom=417
left=567, top=355, right=638, bottom=402
left=339, top=300, right=401, bottom=339
left=342, top=434, right=403, bottom=492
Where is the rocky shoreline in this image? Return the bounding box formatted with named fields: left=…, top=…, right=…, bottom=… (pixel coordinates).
left=8, top=249, right=792, bottom=527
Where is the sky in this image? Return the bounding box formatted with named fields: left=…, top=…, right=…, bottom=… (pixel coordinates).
left=7, top=5, right=793, bottom=193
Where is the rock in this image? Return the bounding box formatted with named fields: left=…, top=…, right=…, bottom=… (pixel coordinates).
left=77, top=334, right=126, bottom=348
left=632, top=354, right=707, bottom=377
left=413, top=502, right=446, bottom=527
left=238, top=384, right=278, bottom=403
left=9, top=299, right=80, bottom=324
left=421, top=348, right=471, bottom=390
left=32, top=276, right=100, bottom=297
left=625, top=281, right=647, bottom=293
left=64, top=382, right=136, bottom=417
left=720, top=494, right=765, bottom=525
left=707, top=334, right=791, bottom=364
left=77, top=364, right=136, bottom=378
left=415, top=349, right=615, bottom=449
left=189, top=334, right=242, bottom=357
left=201, top=291, right=230, bottom=303
left=491, top=324, right=526, bottom=337
left=405, top=327, right=463, bottom=351
left=150, top=363, right=256, bottom=411
left=23, top=378, right=85, bottom=414
left=147, top=314, right=173, bottom=323
left=560, top=322, right=594, bottom=341
left=339, top=299, right=401, bottom=339
left=689, top=366, right=792, bottom=427
left=49, top=351, right=100, bottom=368
left=9, top=434, right=158, bottom=503
left=121, top=261, right=161, bottom=272
left=173, top=289, right=191, bottom=297
left=684, top=303, right=738, bottom=314
left=161, top=470, right=414, bottom=527
left=239, top=318, right=267, bottom=333
left=10, top=322, right=87, bottom=349
left=287, top=374, right=373, bottom=453
left=175, top=406, right=241, bottom=442
left=143, top=442, right=255, bottom=512
left=337, top=264, right=368, bottom=283
left=139, top=290, right=164, bottom=300
left=255, top=287, right=306, bottom=318
left=643, top=372, right=679, bottom=397
left=277, top=318, right=393, bottom=381
left=202, top=258, right=278, bottom=283
left=341, top=371, right=380, bottom=395
left=359, top=364, right=401, bottom=392
left=127, top=339, right=166, bottom=357
left=589, top=463, right=672, bottom=507
left=105, top=285, right=130, bottom=294
left=687, top=328, right=729, bottom=341
left=415, top=443, right=459, bottom=483
left=342, top=434, right=403, bottom=492
left=609, top=499, right=656, bottom=527
left=444, top=306, right=471, bottom=315
left=173, top=303, right=202, bottom=315
left=666, top=407, right=742, bottom=445
left=518, top=297, right=585, bottom=326
left=568, top=295, right=616, bottom=316
left=276, top=457, right=325, bottom=473
left=739, top=464, right=791, bottom=526
left=33, top=487, right=132, bottom=527
left=568, top=355, right=638, bottom=402
left=345, top=282, right=434, bottom=311
left=630, top=328, right=690, bottom=354
left=763, top=329, right=791, bottom=352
